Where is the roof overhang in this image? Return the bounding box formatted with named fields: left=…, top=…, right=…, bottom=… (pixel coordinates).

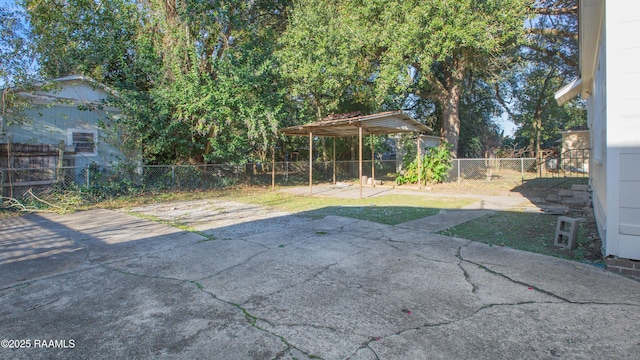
left=555, top=77, right=583, bottom=106
left=554, top=0, right=604, bottom=106
left=579, top=0, right=605, bottom=97
left=280, top=111, right=431, bottom=137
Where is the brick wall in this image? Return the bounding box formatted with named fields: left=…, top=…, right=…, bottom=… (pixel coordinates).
left=606, top=257, right=640, bottom=280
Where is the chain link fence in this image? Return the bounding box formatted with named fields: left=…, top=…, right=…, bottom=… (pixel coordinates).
left=1, top=154, right=589, bottom=200
left=450, top=158, right=538, bottom=182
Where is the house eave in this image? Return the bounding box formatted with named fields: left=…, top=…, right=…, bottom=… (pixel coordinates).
left=555, top=78, right=583, bottom=106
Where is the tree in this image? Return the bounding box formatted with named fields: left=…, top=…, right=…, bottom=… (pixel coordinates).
left=21, top=0, right=294, bottom=164
left=129, top=0, right=292, bottom=163
left=496, top=0, right=585, bottom=159
left=22, top=0, right=141, bottom=85
left=277, top=1, right=377, bottom=122
left=458, top=76, right=505, bottom=158
left=1, top=4, right=39, bottom=131
left=279, top=0, right=529, bottom=157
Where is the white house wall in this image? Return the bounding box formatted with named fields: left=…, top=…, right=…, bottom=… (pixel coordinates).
left=603, top=1, right=640, bottom=260
left=588, top=11, right=607, bottom=255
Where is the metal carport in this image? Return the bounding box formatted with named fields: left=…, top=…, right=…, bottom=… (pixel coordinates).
left=280, top=111, right=430, bottom=198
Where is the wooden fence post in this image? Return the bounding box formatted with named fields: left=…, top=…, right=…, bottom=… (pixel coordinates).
left=56, top=140, right=65, bottom=184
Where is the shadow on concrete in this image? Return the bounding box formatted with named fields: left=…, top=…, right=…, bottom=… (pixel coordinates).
left=0, top=210, right=202, bottom=287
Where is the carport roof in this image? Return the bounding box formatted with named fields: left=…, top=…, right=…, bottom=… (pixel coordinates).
left=280, top=111, right=430, bottom=137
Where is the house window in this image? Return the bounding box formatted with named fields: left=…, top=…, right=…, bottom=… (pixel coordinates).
left=68, top=129, right=97, bottom=155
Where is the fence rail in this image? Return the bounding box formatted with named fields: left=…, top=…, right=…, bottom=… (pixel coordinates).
left=1, top=152, right=590, bottom=200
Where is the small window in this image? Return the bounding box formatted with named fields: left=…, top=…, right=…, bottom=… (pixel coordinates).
left=68, top=129, right=97, bottom=155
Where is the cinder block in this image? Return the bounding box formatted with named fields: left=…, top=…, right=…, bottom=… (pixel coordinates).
left=572, top=191, right=590, bottom=202
left=546, top=194, right=561, bottom=202
left=571, top=184, right=589, bottom=192
left=554, top=216, right=584, bottom=250
left=558, top=189, right=574, bottom=197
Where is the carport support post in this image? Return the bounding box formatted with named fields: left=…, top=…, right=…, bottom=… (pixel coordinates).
left=359, top=125, right=363, bottom=199
left=371, top=135, right=375, bottom=187
left=271, top=145, right=275, bottom=190
left=309, top=131, right=313, bottom=195
left=417, top=136, right=422, bottom=189
left=332, top=137, right=336, bottom=185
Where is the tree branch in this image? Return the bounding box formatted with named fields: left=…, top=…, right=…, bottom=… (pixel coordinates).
left=527, top=28, right=577, bottom=40
left=523, top=44, right=578, bottom=69
left=534, top=6, right=578, bottom=16
left=494, top=83, right=519, bottom=123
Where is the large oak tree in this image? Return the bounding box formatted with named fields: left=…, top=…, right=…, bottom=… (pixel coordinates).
left=279, top=0, right=528, bottom=157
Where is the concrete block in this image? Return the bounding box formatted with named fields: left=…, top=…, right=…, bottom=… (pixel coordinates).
left=558, top=189, right=574, bottom=197
left=571, top=184, right=589, bottom=192
left=554, top=216, right=584, bottom=250
left=546, top=194, right=561, bottom=202
left=365, top=178, right=383, bottom=186
left=572, top=191, right=590, bottom=202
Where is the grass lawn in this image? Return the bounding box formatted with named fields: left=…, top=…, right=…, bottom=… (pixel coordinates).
left=248, top=193, right=475, bottom=225
left=438, top=212, right=602, bottom=263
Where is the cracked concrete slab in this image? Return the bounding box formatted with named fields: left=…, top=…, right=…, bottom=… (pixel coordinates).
left=460, top=241, right=640, bottom=305
left=2, top=205, right=640, bottom=359
left=0, top=266, right=285, bottom=359
left=369, top=303, right=640, bottom=359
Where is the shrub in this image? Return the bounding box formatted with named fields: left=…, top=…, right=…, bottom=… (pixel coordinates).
left=396, top=142, right=453, bottom=185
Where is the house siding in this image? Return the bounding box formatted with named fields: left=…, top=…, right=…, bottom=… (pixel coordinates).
left=2, top=79, right=126, bottom=169
left=8, top=105, right=122, bottom=169
left=603, top=1, right=640, bottom=260
left=589, top=9, right=607, bottom=254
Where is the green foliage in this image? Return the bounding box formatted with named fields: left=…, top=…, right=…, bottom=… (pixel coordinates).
left=276, top=0, right=378, bottom=120
left=496, top=1, right=585, bottom=158
left=458, top=78, right=504, bottom=158
left=279, top=0, right=529, bottom=156
left=0, top=4, right=38, bottom=128
left=20, top=0, right=293, bottom=164
left=396, top=143, right=453, bottom=185
left=22, top=0, right=141, bottom=83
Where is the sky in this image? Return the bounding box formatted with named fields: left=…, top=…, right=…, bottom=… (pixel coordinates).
left=0, top=0, right=16, bottom=8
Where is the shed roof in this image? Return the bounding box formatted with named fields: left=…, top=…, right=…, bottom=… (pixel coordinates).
left=280, top=111, right=430, bottom=137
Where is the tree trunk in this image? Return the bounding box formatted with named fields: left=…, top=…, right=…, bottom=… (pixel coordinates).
left=528, top=130, right=535, bottom=158
left=441, top=59, right=466, bottom=158
left=321, top=137, right=327, bottom=162
left=442, top=87, right=462, bottom=158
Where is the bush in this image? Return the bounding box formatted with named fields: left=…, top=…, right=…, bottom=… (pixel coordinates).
left=396, top=142, right=453, bottom=185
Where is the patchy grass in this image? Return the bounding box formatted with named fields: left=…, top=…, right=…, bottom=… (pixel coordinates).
left=100, top=186, right=474, bottom=225
left=123, top=210, right=216, bottom=241
left=2, top=186, right=475, bottom=225
left=212, top=188, right=474, bottom=225
left=439, top=211, right=602, bottom=263
left=302, top=205, right=439, bottom=225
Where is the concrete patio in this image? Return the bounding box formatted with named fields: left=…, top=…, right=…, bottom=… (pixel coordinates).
left=1, top=199, right=639, bottom=359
